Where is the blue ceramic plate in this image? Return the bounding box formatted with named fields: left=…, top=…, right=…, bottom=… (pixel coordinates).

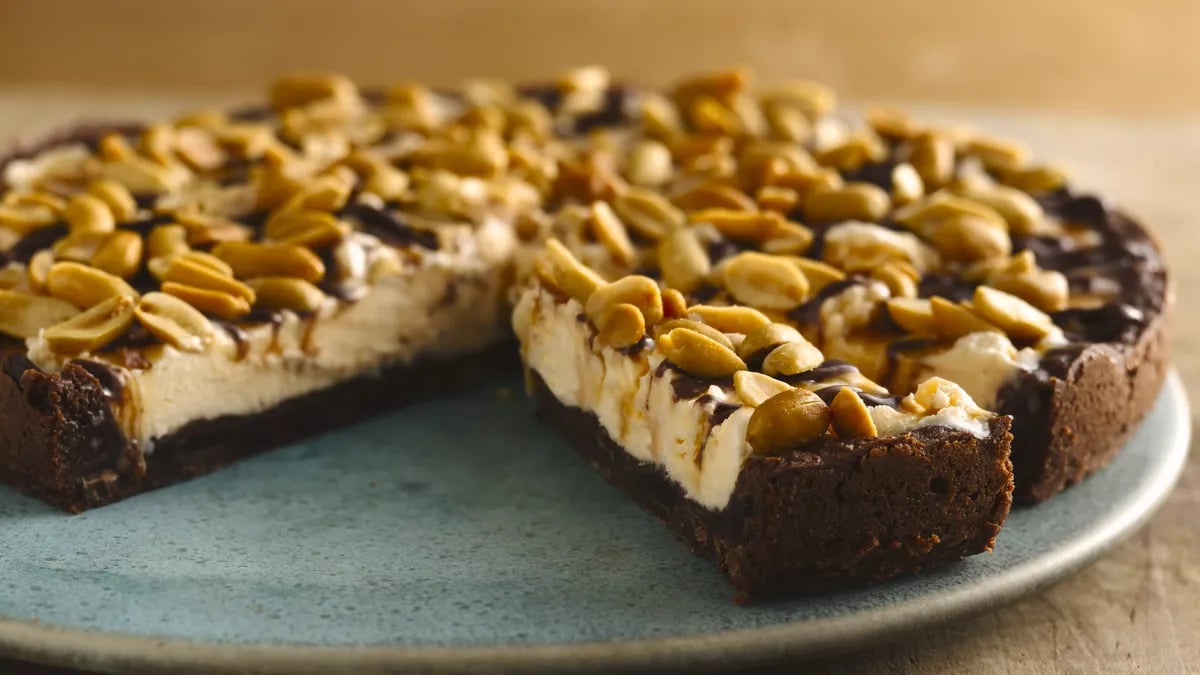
left=0, top=372, right=1188, bottom=674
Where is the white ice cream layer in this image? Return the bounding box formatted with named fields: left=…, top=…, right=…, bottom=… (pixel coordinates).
left=27, top=218, right=516, bottom=450
left=514, top=287, right=996, bottom=510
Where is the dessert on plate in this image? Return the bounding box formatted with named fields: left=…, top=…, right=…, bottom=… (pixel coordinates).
left=0, top=67, right=1169, bottom=596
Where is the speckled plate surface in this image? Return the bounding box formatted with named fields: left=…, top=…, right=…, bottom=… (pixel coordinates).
left=0, top=372, right=1188, bottom=675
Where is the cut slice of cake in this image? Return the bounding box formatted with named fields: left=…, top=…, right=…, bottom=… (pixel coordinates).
left=514, top=241, right=1013, bottom=597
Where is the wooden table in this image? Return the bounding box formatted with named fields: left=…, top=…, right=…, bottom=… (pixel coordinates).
left=0, top=92, right=1196, bottom=675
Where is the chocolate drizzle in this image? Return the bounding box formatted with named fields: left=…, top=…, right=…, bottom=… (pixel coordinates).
left=697, top=393, right=741, bottom=426
left=2, top=353, right=39, bottom=385
left=104, top=323, right=157, bottom=351
left=918, top=273, right=975, bottom=303
left=515, top=84, right=635, bottom=135
left=812, top=385, right=900, bottom=409
left=789, top=277, right=863, bottom=327
left=1052, top=303, right=1146, bottom=343
left=886, top=338, right=943, bottom=360
left=780, top=359, right=858, bottom=385
left=215, top=321, right=251, bottom=360
left=7, top=224, right=66, bottom=264
left=571, top=87, right=634, bottom=134
left=71, top=359, right=126, bottom=400
left=665, top=367, right=733, bottom=400
left=617, top=337, right=652, bottom=357
left=339, top=202, right=438, bottom=250
left=842, top=160, right=898, bottom=192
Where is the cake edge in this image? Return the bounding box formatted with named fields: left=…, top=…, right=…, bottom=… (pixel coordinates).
left=0, top=342, right=517, bottom=512
left=530, top=371, right=1014, bottom=599
left=1002, top=207, right=1172, bottom=503
left=1005, top=304, right=1170, bottom=503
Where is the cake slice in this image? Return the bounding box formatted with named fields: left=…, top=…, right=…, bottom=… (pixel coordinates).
left=514, top=242, right=1013, bottom=597
left=0, top=78, right=531, bottom=511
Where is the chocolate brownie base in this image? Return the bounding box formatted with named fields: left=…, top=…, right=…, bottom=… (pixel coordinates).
left=0, top=344, right=517, bottom=512
left=531, top=373, right=1014, bottom=599
left=1000, top=310, right=1169, bottom=503
left=999, top=203, right=1172, bottom=502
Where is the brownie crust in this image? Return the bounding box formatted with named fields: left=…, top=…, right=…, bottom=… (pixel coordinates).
left=999, top=205, right=1172, bottom=502
left=532, top=373, right=1014, bottom=599
left=0, top=345, right=517, bottom=512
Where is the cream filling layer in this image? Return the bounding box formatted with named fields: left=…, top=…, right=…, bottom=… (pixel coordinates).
left=917, top=331, right=1044, bottom=409
left=27, top=217, right=517, bottom=451
left=516, top=288, right=752, bottom=510
left=514, top=287, right=996, bottom=511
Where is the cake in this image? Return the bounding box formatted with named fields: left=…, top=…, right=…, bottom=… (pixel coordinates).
left=0, top=67, right=1170, bottom=597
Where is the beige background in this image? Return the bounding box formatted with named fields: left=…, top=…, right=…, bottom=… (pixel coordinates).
left=0, top=0, right=1199, bottom=115
left=0, top=2, right=1197, bottom=673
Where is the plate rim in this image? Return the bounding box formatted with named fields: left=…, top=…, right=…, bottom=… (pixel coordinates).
left=0, top=372, right=1189, bottom=675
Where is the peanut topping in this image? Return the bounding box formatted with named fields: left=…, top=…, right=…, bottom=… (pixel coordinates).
left=733, top=370, right=793, bottom=407
left=672, top=182, right=756, bottom=212
left=908, top=132, right=955, bottom=189
left=964, top=135, right=1028, bottom=171
left=661, top=287, right=688, bottom=319
left=245, top=277, right=328, bottom=314
left=212, top=241, right=326, bottom=283
left=0, top=67, right=1106, bottom=409
left=584, top=275, right=664, bottom=328
left=163, top=256, right=256, bottom=304
left=929, top=214, right=1012, bottom=262
left=951, top=184, right=1044, bottom=235
left=63, top=194, right=116, bottom=235
left=688, top=209, right=784, bottom=243
left=803, top=183, right=891, bottom=223
left=86, top=180, right=138, bottom=222
left=995, top=164, right=1067, bottom=194
left=596, top=303, right=647, bottom=348
left=0, top=290, right=80, bottom=339
left=971, top=285, right=1057, bottom=340
left=746, top=388, right=830, bottom=455
left=91, top=231, right=144, bottom=279
left=761, top=339, right=825, bottom=377
left=830, top=387, right=878, bottom=438
left=886, top=298, right=936, bottom=335
left=657, top=228, right=711, bottom=293
left=161, top=282, right=251, bottom=320
left=929, top=296, right=1001, bottom=339
left=737, top=322, right=805, bottom=364
left=588, top=201, right=636, bottom=265
left=26, top=250, right=53, bottom=292
left=721, top=251, right=809, bottom=310
left=134, top=292, right=216, bottom=352
left=657, top=326, right=747, bottom=379
left=655, top=318, right=734, bottom=350
left=624, top=140, right=674, bottom=187
left=891, top=162, right=925, bottom=205
left=785, top=257, right=845, bottom=293
left=685, top=304, right=771, bottom=334
left=871, top=261, right=919, bottom=299
left=613, top=188, right=686, bottom=240
left=42, top=295, right=136, bottom=354
left=147, top=224, right=190, bottom=259
left=988, top=266, right=1069, bottom=314
left=46, top=261, right=138, bottom=309
left=539, top=239, right=604, bottom=305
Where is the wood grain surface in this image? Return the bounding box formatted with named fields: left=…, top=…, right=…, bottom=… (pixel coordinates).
left=0, top=91, right=1195, bottom=675
left=1, top=0, right=1200, bottom=116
